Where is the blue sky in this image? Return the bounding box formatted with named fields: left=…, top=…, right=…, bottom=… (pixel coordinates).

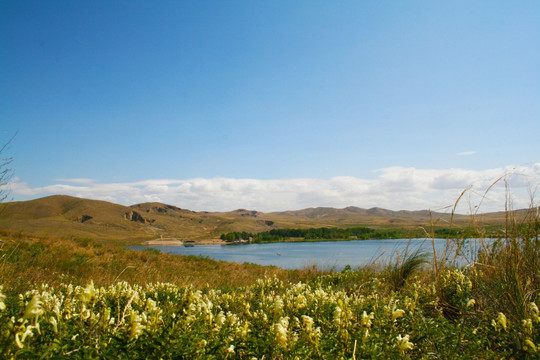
left=1, top=1, right=539, bottom=212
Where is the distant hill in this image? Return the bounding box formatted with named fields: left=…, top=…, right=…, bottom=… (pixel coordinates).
left=268, top=206, right=453, bottom=227
left=0, top=195, right=524, bottom=244
left=0, top=195, right=156, bottom=242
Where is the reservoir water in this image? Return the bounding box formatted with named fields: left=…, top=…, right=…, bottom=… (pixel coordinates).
left=130, top=238, right=487, bottom=270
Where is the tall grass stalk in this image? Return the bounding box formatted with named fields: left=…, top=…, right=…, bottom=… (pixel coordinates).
left=387, top=240, right=429, bottom=291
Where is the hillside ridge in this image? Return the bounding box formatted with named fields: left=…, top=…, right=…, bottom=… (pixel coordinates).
left=0, top=195, right=517, bottom=243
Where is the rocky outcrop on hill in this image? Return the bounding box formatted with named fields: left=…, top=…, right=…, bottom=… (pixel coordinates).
left=80, top=214, right=93, bottom=223
left=73, top=214, right=93, bottom=223
left=130, top=202, right=197, bottom=215
left=152, top=205, right=179, bottom=213
left=124, top=211, right=153, bottom=224
left=234, top=209, right=262, bottom=217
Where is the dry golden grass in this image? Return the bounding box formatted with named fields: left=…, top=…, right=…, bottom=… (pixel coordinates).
left=0, top=230, right=324, bottom=295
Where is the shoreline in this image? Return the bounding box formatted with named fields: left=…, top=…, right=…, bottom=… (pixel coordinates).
left=143, top=238, right=227, bottom=246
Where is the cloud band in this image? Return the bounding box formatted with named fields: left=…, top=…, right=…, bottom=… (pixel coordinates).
left=8, top=164, right=540, bottom=213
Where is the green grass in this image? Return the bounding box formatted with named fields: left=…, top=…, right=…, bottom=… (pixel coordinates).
left=386, top=245, right=430, bottom=291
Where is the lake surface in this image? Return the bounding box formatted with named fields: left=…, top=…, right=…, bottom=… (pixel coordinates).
left=130, top=238, right=488, bottom=270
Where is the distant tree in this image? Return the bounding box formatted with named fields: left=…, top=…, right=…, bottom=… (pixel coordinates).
left=0, top=134, right=15, bottom=204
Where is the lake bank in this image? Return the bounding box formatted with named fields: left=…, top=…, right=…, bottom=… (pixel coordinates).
left=143, top=238, right=226, bottom=245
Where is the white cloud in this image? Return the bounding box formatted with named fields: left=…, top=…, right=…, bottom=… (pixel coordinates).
left=457, top=151, right=476, bottom=156
left=7, top=164, right=540, bottom=214
left=55, top=178, right=96, bottom=184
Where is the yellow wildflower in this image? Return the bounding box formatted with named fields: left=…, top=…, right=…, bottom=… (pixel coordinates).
left=392, top=309, right=405, bottom=320
left=79, top=281, right=97, bottom=304
left=295, top=294, right=307, bottom=309
left=50, top=316, right=58, bottom=334
left=524, top=339, right=537, bottom=353
left=0, top=287, right=5, bottom=311
left=522, top=319, right=533, bottom=335
left=497, top=312, right=507, bottom=331
left=360, top=311, right=374, bottom=328
left=129, top=312, right=144, bottom=339
left=333, top=306, right=342, bottom=324
left=530, top=302, right=540, bottom=323
left=531, top=302, right=539, bottom=315
left=23, top=295, right=43, bottom=323
left=274, top=317, right=289, bottom=348
left=15, top=327, right=34, bottom=349
left=396, top=334, right=414, bottom=352
left=363, top=328, right=370, bottom=340
left=301, top=315, right=314, bottom=331
left=198, top=339, right=207, bottom=348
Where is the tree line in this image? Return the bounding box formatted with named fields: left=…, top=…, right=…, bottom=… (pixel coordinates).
left=220, top=227, right=414, bottom=243
left=220, top=226, right=485, bottom=243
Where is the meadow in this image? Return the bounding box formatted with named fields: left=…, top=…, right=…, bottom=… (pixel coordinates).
left=0, top=200, right=539, bottom=359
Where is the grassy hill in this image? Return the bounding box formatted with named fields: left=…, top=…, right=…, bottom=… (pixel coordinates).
left=0, top=195, right=155, bottom=242
left=0, top=195, right=522, bottom=244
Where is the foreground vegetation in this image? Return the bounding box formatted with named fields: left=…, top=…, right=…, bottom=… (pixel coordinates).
left=1, top=250, right=538, bottom=358
left=0, top=197, right=539, bottom=358
left=0, top=265, right=537, bottom=359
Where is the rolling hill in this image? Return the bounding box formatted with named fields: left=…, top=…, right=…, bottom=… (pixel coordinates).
left=0, top=195, right=520, bottom=244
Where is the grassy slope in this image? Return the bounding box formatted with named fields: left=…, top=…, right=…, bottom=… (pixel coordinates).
left=0, top=230, right=322, bottom=295
left=0, top=196, right=154, bottom=243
